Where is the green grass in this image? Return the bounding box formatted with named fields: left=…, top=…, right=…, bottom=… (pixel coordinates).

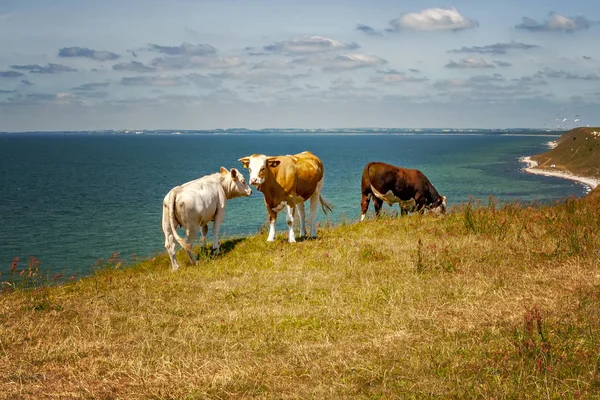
left=1, top=189, right=600, bottom=399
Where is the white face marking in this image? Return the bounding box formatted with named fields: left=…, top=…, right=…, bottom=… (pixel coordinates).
left=272, top=201, right=286, bottom=213
left=223, top=169, right=253, bottom=198
left=360, top=214, right=366, bottom=222
left=247, top=155, right=268, bottom=186
left=429, top=196, right=447, bottom=215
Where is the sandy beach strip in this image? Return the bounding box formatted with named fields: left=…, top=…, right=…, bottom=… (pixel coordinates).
left=520, top=156, right=599, bottom=191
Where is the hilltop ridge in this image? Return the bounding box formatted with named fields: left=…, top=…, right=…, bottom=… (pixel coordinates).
left=531, top=126, right=600, bottom=179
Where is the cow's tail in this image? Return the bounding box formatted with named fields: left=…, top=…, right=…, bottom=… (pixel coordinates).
left=362, top=162, right=375, bottom=197
left=319, top=195, right=333, bottom=214
left=168, top=187, right=192, bottom=252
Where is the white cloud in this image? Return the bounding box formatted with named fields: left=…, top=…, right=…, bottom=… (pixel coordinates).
left=264, top=36, right=359, bottom=54
left=390, top=8, right=478, bottom=32
left=294, top=53, right=387, bottom=71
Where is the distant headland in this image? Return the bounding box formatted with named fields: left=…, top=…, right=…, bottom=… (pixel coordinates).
left=521, top=126, right=600, bottom=190
left=0, top=127, right=568, bottom=135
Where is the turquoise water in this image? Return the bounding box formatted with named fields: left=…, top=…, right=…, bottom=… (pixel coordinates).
left=0, top=132, right=587, bottom=277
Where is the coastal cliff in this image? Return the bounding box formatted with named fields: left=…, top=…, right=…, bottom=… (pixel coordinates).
left=522, top=127, right=600, bottom=190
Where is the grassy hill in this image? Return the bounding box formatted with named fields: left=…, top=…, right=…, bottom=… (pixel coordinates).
left=1, top=188, right=600, bottom=398
left=2, top=129, right=600, bottom=399
left=531, top=127, right=600, bottom=178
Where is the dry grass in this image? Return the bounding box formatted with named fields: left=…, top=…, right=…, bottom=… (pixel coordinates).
left=1, top=190, right=600, bottom=399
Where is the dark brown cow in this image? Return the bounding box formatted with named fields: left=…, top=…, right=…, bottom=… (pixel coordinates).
left=360, top=162, right=446, bottom=220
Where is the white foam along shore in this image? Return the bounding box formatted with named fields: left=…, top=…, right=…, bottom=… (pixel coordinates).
left=520, top=156, right=599, bottom=192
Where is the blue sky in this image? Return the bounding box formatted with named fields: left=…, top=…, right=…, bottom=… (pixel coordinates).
left=0, top=0, right=599, bottom=131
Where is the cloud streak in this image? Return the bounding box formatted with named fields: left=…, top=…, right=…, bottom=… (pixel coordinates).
left=449, top=41, right=540, bottom=55
left=121, top=75, right=187, bottom=87
left=112, top=61, right=156, bottom=72
left=72, top=82, right=110, bottom=92
left=356, top=24, right=382, bottom=36
left=1, top=71, right=25, bottom=78
left=445, top=57, right=498, bottom=69
left=516, top=13, right=595, bottom=32
left=151, top=56, right=245, bottom=70
left=537, top=68, right=600, bottom=80
left=10, top=63, right=77, bottom=74
left=58, top=46, right=120, bottom=61
left=264, top=36, right=359, bottom=54
left=294, top=53, right=387, bottom=71
left=369, top=69, right=428, bottom=84
left=148, top=43, right=217, bottom=56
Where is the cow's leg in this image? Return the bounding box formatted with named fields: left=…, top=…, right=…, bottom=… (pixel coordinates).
left=415, top=195, right=427, bottom=214
left=400, top=204, right=408, bottom=216
left=183, top=226, right=198, bottom=264
left=162, top=203, right=180, bottom=271
left=286, top=204, right=296, bottom=243
left=308, top=179, right=324, bottom=236
left=297, top=202, right=307, bottom=237
left=211, top=212, right=225, bottom=255
left=266, top=207, right=278, bottom=242
left=360, top=193, right=371, bottom=221
left=200, top=225, right=209, bottom=247
left=373, top=197, right=384, bottom=217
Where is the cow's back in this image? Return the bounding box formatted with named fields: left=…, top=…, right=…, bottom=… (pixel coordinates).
left=292, top=151, right=324, bottom=200
left=363, top=162, right=407, bottom=195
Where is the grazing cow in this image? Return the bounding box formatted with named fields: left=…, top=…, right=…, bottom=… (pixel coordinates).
left=162, top=167, right=252, bottom=271
left=361, top=162, right=446, bottom=220
left=238, top=151, right=333, bottom=242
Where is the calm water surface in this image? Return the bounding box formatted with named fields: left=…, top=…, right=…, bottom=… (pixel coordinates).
left=0, top=132, right=587, bottom=277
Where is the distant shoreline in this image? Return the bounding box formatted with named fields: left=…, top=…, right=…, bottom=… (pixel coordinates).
left=519, top=156, right=599, bottom=191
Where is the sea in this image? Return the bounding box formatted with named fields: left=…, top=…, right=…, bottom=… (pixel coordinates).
left=0, top=129, right=588, bottom=279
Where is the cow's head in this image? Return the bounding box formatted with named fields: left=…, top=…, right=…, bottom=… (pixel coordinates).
left=238, top=154, right=280, bottom=186
left=220, top=167, right=252, bottom=199
left=429, top=195, right=447, bottom=215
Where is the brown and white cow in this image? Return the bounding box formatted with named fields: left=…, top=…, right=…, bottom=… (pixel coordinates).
left=361, top=161, right=446, bottom=220
left=239, top=151, right=333, bottom=242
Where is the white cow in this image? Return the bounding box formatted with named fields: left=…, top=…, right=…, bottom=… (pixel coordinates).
left=162, top=167, right=252, bottom=270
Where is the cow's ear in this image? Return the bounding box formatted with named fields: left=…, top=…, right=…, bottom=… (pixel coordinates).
left=267, top=158, right=280, bottom=168
left=230, top=168, right=238, bottom=179
left=220, top=166, right=229, bottom=175
left=238, top=157, right=250, bottom=168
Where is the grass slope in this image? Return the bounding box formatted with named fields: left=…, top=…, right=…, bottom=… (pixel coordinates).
left=532, top=127, right=600, bottom=178
left=1, top=190, right=600, bottom=399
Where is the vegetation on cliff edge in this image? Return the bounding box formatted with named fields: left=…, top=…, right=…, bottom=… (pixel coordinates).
left=1, top=188, right=599, bottom=399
